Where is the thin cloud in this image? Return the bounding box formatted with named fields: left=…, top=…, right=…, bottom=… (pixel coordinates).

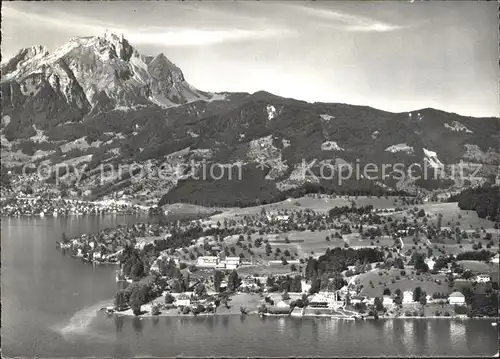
left=295, top=5, right=409, bottom=32
left=127, top=28, right=293, bottom=47
left=3, top=5, right=114, bottom=32
left=3, top=5, right=293, bottom=46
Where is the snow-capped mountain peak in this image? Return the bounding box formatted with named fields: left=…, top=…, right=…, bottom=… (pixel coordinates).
left=1, top=31, right=211, bottom=110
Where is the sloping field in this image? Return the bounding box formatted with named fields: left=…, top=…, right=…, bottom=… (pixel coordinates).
left=208, top=196, right=408, bottom=222
left=377, top=202, right=497, bottom=231
left=259, top=230, right=394, bottom=259
left=356, top=267, right=449, bottom=298
left=420, top=202, right=497, bottom=229
left=457, top=260, right=494, bottom=274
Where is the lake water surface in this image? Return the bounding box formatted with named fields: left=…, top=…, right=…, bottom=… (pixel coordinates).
left=2, top=216, right=498, bottom=357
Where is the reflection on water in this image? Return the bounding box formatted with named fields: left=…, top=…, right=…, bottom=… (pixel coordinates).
left=392, top=320, right=407, bottom=356
left=179, top=317, right=189, bottom=327
left=384, top=318, right=393, bottom=334
left=450, top=320, right=466, bottom=347
left=114, top=316, right=124, bottom=333
left=132, top=317, right=143, bottom=334
left=152, top=317, right=159, bottom=328
left=438, top=320, right=452, bottom=350
left=311, top=319, right=319, bottom=342
left=292, top=318, right=302, bottom=341
left=277, top=317, right=286, bottom=333
left=206, top=316, right=215, bottom=331
left=32, top=316, right=500, bottom=357
left=403, top=319, right=413, bottom=351
left=413, top=320, right=428, bottom=354
left=325, top=317, right=337, bottom=334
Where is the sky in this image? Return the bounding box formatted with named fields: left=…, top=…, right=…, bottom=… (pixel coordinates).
left=2, top=1, right=498, bottom=118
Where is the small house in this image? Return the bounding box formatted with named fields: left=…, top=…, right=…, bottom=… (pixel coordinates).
left=382, top=296, right=393, bottom=305
left=175, top=294, right=191, bottom=307
left=402, top=291, right=414, bottom=304
left=425, top=258, right=436, bottom=271
left=448, top=291, right=465, bottom=305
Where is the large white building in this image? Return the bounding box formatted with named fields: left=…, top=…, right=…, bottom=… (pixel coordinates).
left=309, top=292, right=340, bottom=309
left=448, top=292, right=465, bottom=305
left=318, top=291, right=339, bottom=302
left=197, top=256, right=219, bottom=268
left=212, top=252, right=241, bottom=270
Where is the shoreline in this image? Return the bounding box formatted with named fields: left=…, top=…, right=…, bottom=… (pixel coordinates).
left=2, top=212, right=149, bottom=218
left=111, top=310, right=498, bottom=321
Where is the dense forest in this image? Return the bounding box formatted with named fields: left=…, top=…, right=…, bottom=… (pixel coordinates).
left=448, top=184, right=500, bottom=222
left=159, top=177, right=413, bottom=208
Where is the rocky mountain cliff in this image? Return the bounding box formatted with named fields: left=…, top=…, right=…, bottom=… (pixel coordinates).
left=1, top=32, right=499, bottom=206
left=1, top=31, right=212, bottom=126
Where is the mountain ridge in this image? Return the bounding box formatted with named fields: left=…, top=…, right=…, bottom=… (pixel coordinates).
left=1, top=32, right=499, bottom=207
left=1, top=31, right=216, bottom=112
left=3, top=33, right=498, bottom=119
